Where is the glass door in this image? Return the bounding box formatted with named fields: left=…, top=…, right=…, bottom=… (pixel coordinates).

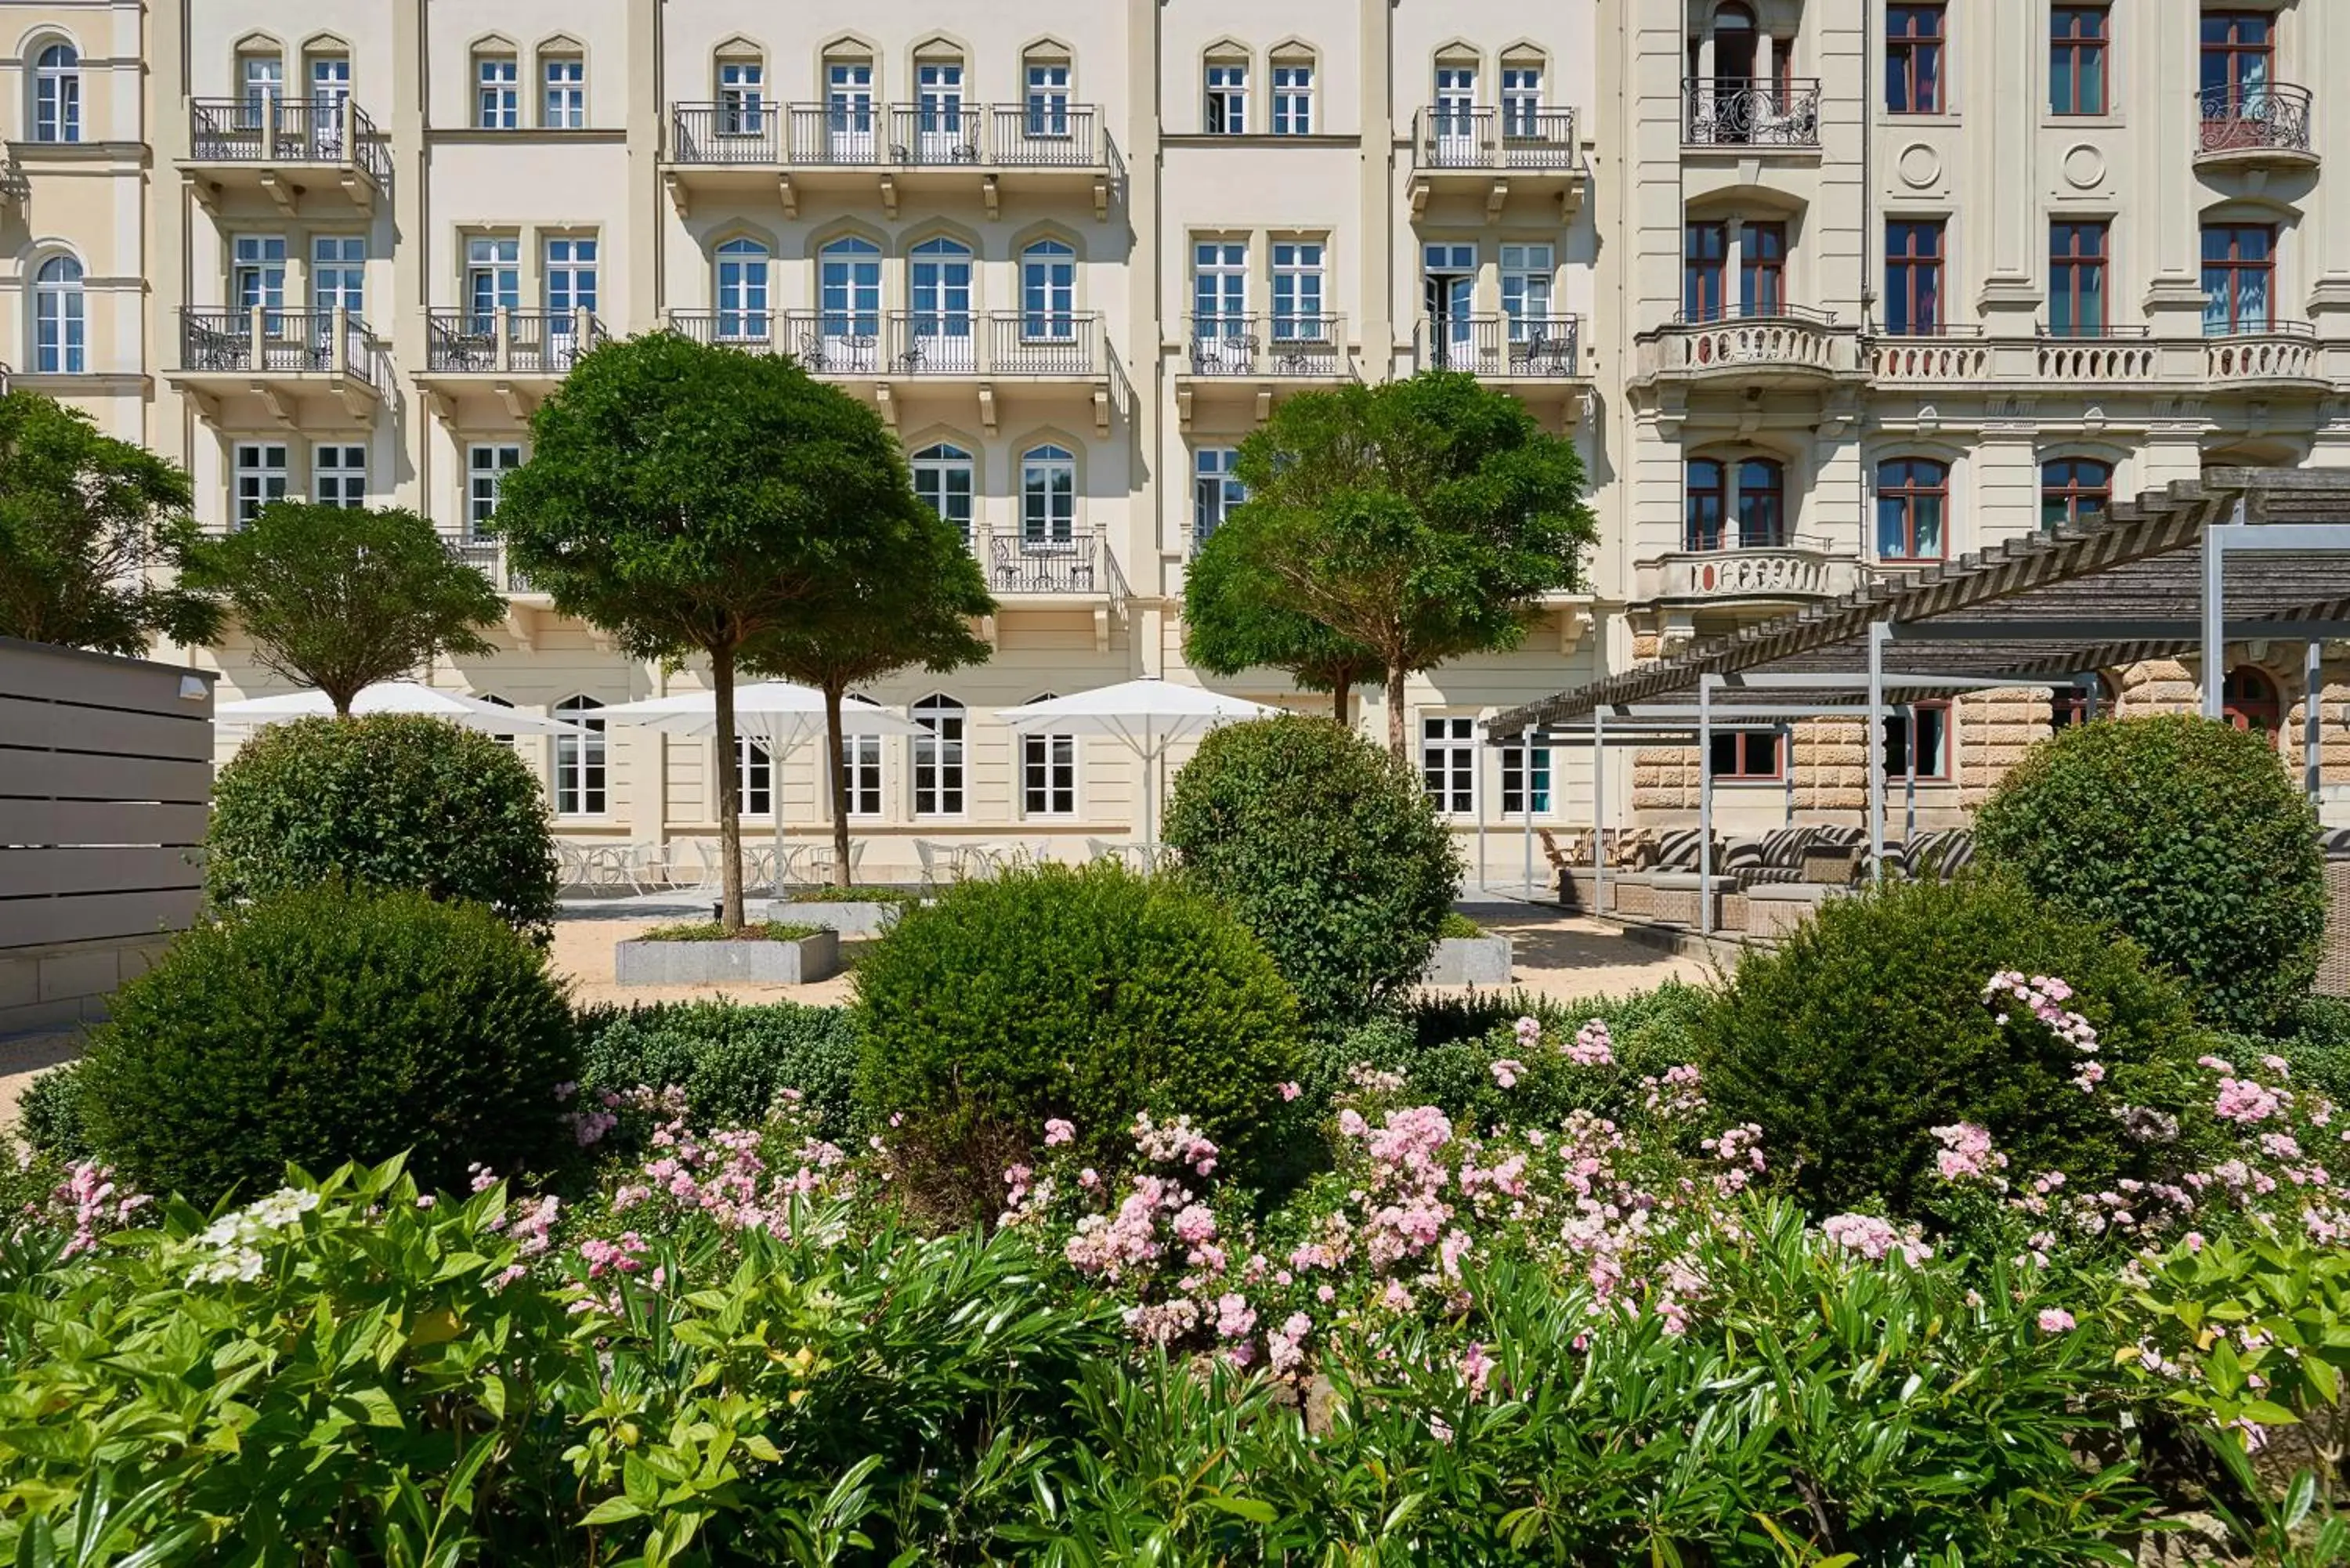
left=916, top=62, right=965, bottom=162
left=827, top=61, right=875, bottom=161
left=819, top=237, right=881, bottom=371
left=1423, top=243, right=1475, bottom=369
left=309, top=55, right=350, bottom=155
left=1434, top=67, right=1477, bottom=164
left=909, top=237, right=974, bottom=371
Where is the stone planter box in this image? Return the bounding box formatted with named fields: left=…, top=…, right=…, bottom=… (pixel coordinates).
left=753, top=899, right=908, bottom=938
left=1424, top=934, right=1513, bottom=986
left=616, top=928, right=840, bottom=985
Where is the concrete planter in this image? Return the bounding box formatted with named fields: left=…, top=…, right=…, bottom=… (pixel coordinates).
left=616, top=928, right=840, bottom=985
left=1424, top=934, right=1513, bottom=986
left=751, top=899, right=908, bottom=938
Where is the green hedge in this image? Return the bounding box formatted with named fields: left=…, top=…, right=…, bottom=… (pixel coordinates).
left=206, top=714, right=560, bottom=937
left=76, top=884, right=576, bottom=1202
left=1697, top=873, right=2215, bottom=1218
left=577, top=999, right=860, bottom=1141
left=854, top=862, right=1304, bottom=1210
left=1975, top=714, right=2324, bottom=1034
left=1162, top=717, right=1460, bottom=1030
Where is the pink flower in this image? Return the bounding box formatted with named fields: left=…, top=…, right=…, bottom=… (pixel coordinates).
left=1488, top=1058, right=1525, bottom=1089
left=1043, top=1118, right=1075, bottom=1147
left=1172, top=1203, right=1219, bottom=1245
left=1278, top=1081, right=1302, bottom=1102
left=1565, top=1019, right=1615, bottom=1068
left=2037, top=1308, right=2076, bottom=1335
left=1460, top=1341, right=1495, bottom=1396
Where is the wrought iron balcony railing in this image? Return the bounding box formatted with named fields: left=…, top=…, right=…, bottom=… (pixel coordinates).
left=176, top=306, right=383, bottom=387
left=188, top=95, right=391, bottom=185
left=424, top=309, right=604, bottom=374
left=668, top=308, right=1107, bottom=378
left=1183, top=315, right=1349, bottom=378
left=667, top=101, right=1119, bottom=174
left=443, top=537, right=537, bottom=594
left=1415, top=314, right=1584, bottom=378
left=2196, top=82, right=2314, bottom=159
left=1681, top=78, right=1823, bottom=147
left=1411, top=105, right=1579, bottom=170
left=980, top=525, right=1125, bottom=598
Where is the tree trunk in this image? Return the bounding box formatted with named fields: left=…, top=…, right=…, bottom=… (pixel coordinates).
left=1330, top=677, right=1351, bottom=727
left=1385, top=663, right=1410, bottom=764
left=712, top=642, right=744, bottom=930
left=824, top=681, right=853, bottom=890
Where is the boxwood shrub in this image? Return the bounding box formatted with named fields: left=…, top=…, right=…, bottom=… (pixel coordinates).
left=854, top=862, right=1304, bottom=1212
left=1697, top=873, right=2215, bottom=1218
left=76, top=884, right=577, bottom=1203
left=1162, top=717, right=1460, bottom=1030
left=577, top=999, right=860, bottom=1140
left=1974, top=714, right=2324, bottom=1034
left=206, top=714, right=560, bottom=938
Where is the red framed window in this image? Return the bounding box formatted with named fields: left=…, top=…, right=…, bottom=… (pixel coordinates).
left=2201, top=224, right=2275, bottom=334
left=1882, top=702, right=1951, bottom=781
left=1884, top=219, right=1944, bottom=335
left=2048, top=221, right=2109, bottom=338
left=2224, top=665, right=2281, bottom=737
left=1887, top=5, right=1947, bottom=114
left=1738, top=457, right=1787, bottom=547
left=2051, top=7, right=2110, bottom=115
left=1684, top=222, right=1730, bottom=322
left=1708, top=728, right=1784, bottom=781
left=1876, top=457, right=1949, bottom=561
left=2040, top=457, right=2112, bottom=532
left=2052, top=672, right=2118, bottom=730
left=1686, top=457, right=1727, bottom=550
left=2200, top=12, right=2273, bottom=105
left=1741, top=222, right=1787, bottom=316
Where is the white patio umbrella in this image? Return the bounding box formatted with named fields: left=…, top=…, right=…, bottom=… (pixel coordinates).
left=213, top=681, right=587, bottom=735
left=996, top=678, right=1282, bottom=846
left=594, top=681, right=926, bottom=890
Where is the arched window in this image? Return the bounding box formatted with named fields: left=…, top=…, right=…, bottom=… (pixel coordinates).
left=911, top=694, right=965, bottom=816
left=1876, top=457, right=1949, bottom=561
left=1737, top=457, right=1786, bottom=547
left=910, top=442, right=974, bottom=541
left=1021, top=239, right=1076, bottom=340
left=713, top=237, right=769, bottom=341
left=2041, top=457, right=2112, bottom=532
left=33, top=256, right=85, bottom=374
left=1020, top=692, right=1076, bottom=817
left=1021, top=443, right=1076, bottom=547
left=815, top=237, right=881, bottom=370
left=552, top=696, right=607, bottom=816
left=34, top=43, right=81, bottom=143
left=907, top=237, right=974, bottom=369
left=1685, top=458, right=1726, bottom=551
left=2224, top=666, right=2281, bottom=739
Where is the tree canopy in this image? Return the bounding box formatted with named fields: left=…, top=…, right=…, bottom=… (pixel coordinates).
left=1202, top=372, right=1596, bottom=758
left=1181, top=526, right=1381, bottom=724
left=495, top=332, right=927, bottom=925
left=181, top=500, right=502, bottom=714
left=747, top=510, right=994, bottom=887
left=0, top=390, right=219, bottom=656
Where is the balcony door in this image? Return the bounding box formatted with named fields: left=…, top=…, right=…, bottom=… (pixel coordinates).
left=2201, top=12, right=2273, bottom=111
left=1423, top=244, right=1475, bottom=369
left=309, top=55, right=350, bottom=154
left=714, top=237, right=769, bottom=342
left=2202, top=225, right=2274, bottom=334
left=1022, top=239, right=1076, bottom=342
left=1433, top=67, right=1477, bottom=164
left=916, top=61, right=966, bottom=161
left=909, top=237, right=974, bottom=371
left=466, top=237, right=519, bottom=336
left=826, top=60, right=875, bottom=161
left=1684, top=222, right=1729, bottom=323
left=818, top=237, right=881, bottom=371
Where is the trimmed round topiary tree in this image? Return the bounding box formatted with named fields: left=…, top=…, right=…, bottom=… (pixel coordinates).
left=77, top=884, right=577, bottom=1204
left=853, top=861, right=1304, bottom=1214
left=1974, top=713, right=2323, bottom=1034
left=1162, top=717, right=1461, bottom=1030
left=1697, top=873, right=2215, bottom=1219
left=207, top=714, right=560, bottom=938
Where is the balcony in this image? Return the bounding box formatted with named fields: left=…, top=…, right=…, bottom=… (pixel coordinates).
left=415, top=309, right=606, bottom=423
left=1636, top=538, right=1864, bottom=610
left=1174, top=314, right=1349, bottom=427
left=182, top=96, right=391, bottom=215
left=2035, top=325, right=2160, bottom=385
left=1413, top=315, right=1590, bottom=426
left=1407, top=106, right=1584, bottom=217
left=443, top=537, right=539, bottom=597
left=1637, top=307, right=1859, bottom=391
left=2195, top=84, right=2316, bottom=175
left=1681, top=78, right=1823, bottom=150
left=166, top=307, right=385, bottom=425
left=1865, top=327, right=1990, bottom=386
left=978, top=524, right=1126, bottom=603
left=663, top=103, right=1123, bottom=219
left=2204, top=321, right=2329, bottom=389
left=667, top=309, right=1126, bottom=432
left=1865, top=321, right=2333, bottom=398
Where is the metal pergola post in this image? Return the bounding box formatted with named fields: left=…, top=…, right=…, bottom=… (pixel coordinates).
left=1781, top=721, right=1795, bottom=827
left=1904, top=703, right=1918, bottom=843
left=2308, top=640, right=2325, bottom=803
left=1698, top=675, right=1716, bottom=937
left=2203, top=506, right=2239, bottom=719
left=1591, top=708, right=1607, bottom=913
left=1867, top=622, right=1890, bottom=884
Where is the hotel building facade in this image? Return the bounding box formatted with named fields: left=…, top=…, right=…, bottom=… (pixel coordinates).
left=3, top=0, right=2347, bottom=872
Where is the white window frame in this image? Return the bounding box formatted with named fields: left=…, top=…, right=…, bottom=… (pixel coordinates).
left=1500, top=65, right=1544, bottom=138
left=554, top=696, right=608, bottom=817
left=1025, top=60, right=1072, bottom=135
left=310, top=235, right=365, bottom=317
left=468, top=443, right=523, bottom=537
left=911, top=442, right=975, bottom=543
left=714, top=237, right=770, bottom=341
left=911, top=695, right=966, bottom=817
left=718, top=58, right=765, bottom=135
left=476, top=53, right=520, bottom=129
left=1271, top=240, right=1325, bottom=337
left=1193, top=447, right=1245, bottom=547
left=1021, top=444, right=1077, bottom=547
left=542, top=55, right=585, bottom=128
left=544, top=235, right=598, bottom=315
left=841, top=724, right=884, bottom=818
left=1500, top=743, right=1552, bottom=818
left=1271, top=61, right=1313, bottom=135
left=1422, top=715, right=1477, bottom=817
left=1500, top=243, right=1555, bottom=341
left=736, top=737, right=772, bottom=820
left=34, top=43, right=81, bottom=143
left=466, top=234, right=521, bottom=329
left=233, top=441, right=288, bottom=528
left=1021, top=707, right=1078, bottom=818
left=232, top=234, right=287, bottom=313
left=1193, top=239, right=1248, bottom=330
left=32, top=255, right=85, bottom=374
left=312, top=443, right=367, bottom=508
left=1206, top=61, right=1249, bottom=134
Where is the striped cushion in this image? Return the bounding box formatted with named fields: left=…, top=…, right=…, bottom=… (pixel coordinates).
left=1722, top=839, right=1769, bottom=873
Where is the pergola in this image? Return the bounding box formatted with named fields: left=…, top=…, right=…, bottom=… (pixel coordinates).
left=1486, top=468, right=2350, bottom=934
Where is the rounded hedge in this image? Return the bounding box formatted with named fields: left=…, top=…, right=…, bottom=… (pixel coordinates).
left=1974, top=714, right=2323, bottom=1034
left=207, top=714, right=560, bottom=937
left=853, top=862, right=1305, bottom=1212
left=1162, top=717, right=1461, bottom=1030
left=1697, top=873, right=2214, bottom=1219
left=78, top=884, right=577, bottom=1203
